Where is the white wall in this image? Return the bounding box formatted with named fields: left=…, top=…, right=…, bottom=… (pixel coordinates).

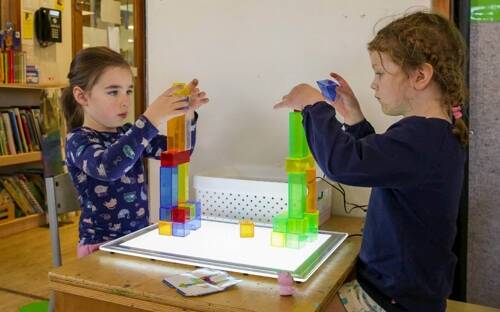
left=146, top=0, right=430, bottom=221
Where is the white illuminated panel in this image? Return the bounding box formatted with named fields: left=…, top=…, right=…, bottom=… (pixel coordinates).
left=100, top=220, right=347, bottom=282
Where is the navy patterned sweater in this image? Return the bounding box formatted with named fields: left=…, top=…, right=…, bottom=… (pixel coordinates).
left=302, top=102, right=465, bottom=312
left=66, top=114, right=196, bottom=244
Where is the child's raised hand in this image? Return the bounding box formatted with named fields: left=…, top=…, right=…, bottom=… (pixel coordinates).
left=329, top=73, right=365, bottom=125
left=273, top=84, right=324, bottom=111
left=185, top=79, right=209, bottom=112
left=143, top=85, right=190, bottom=128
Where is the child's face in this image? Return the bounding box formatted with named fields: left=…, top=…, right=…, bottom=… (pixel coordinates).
left=81, top=66, right=133, bottom=131
left=369, top=51, right=412, bottom=116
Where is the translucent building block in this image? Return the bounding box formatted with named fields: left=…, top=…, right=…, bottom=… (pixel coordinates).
left=180, top=202, right=196, bottom=219
left=189, top=216, right=201, bottom=230
left=171, top=82, right=191, bottom=97
left=240, top=219, right=255, bottom=238
left=178, top=162, right=189, bottom=203
left=306, top=168, right=318, bottom=213
left=285, top=155, right=315, bottom=173
left=316, top=79, right=339, bottom=102
left=286, top=233, right=306, bottom=249
left=271, top=231, right=286, bottom=248
left=272, top=212, right=288, bottom=233
left=289, top=112, right=310, bottom=158
left=304, top=211, right=319, bottom=232
left=159, top=206, right=173, bottom=221
left=160, top=166, right=178, bottom=208
left=305, top=211, right=319, bottom=242
left=161, top=150, right=190, bottom=167
left=288, top=172, right=306, bottom=219
left=167, top=114, right=186, bottom=152
left=158, top=221, right=172, bottom=236
left=287, top=218, right=307, bottom=234
left=185, top=114, right=193, bottom=151
left=172, top=207, right=189, bottom=223
left=172, top=222, right=190, bottom=237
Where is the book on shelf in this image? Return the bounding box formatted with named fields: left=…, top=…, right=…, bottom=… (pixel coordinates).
left=1, top=112, right=16, bottom=155
left=0, top=173, right=46, bottom=217
left=0, top=108, right=43, bottom=155
left=0, top=50, right=26, bottom=84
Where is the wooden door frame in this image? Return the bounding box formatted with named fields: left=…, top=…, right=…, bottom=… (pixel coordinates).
left=71, top=0, right=146, bottom=117
left=432, top=0, right=452, bottom=19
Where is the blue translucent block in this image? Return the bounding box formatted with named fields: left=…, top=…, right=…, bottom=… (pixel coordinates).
left=160, top=166, right=178, bottom=208
left=316, top=79, right=339, bottom=101
left=159, top=206, right=173, bottom=221
left=189, top=216, right=201, bottom=230
left=172, top=222, right=190, bottom=237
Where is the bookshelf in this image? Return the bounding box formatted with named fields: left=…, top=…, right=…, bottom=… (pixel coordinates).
left=0, top=151, right=41, bottom=166
left=0, top=84, right=64, bottom=238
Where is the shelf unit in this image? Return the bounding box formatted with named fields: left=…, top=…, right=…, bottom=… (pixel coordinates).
left=0, top=84, right=65, bottom=238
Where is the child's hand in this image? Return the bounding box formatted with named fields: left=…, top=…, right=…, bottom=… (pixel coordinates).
left=185, top=79, right=209, bottom=118
left=273, top=84, right=324, bottom=111
left=143, top=85, right=190, bottom=128
left=329, top=73, right=365, bottom=125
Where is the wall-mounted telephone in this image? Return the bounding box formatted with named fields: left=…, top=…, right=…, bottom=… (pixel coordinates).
left=35, top=8, right=62, bottom=47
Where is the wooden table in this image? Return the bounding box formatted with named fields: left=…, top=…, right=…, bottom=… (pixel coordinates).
left=49, top=216, right=364, bottom=312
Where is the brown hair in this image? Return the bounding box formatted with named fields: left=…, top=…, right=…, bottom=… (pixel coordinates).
left=368, top=11, right=468, bottom=145
left=61, top=47, right=130, bottom=131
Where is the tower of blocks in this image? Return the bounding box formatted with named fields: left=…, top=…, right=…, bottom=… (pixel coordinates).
left=271, top=111, right=319, bottom=249
left=158, top=83, right=202, bottom=237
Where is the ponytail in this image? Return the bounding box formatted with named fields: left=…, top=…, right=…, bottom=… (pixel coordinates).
left=61, top=86, right=83, bottom=131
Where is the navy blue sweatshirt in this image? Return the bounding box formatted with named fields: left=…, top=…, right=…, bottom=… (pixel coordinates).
left=302, top=102, right=465, bottom=312
left=66, top=114, right=197, bottom=244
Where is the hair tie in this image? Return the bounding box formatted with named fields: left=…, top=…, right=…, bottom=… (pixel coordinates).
left=451, top=105, right=462, bottom=120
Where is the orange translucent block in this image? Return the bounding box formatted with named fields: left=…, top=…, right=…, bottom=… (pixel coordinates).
left=240, top=219, right=255, bottom=238
left=285, top=155, right=315, bottom=173
left=271, top=231, right=286, bottom=247
left=158, top=221, right=172, bottom=235
left=178, top=162, right=189, bottom=203
left=167, top=114, right=186, bottom=152
left=306, top=168, right=317, bottom=213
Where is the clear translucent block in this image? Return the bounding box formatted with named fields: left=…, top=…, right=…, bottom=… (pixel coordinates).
left=288, top=112, right=310, bottom=158
left=178, top=162, right=190, bottom=203
left=167, top=114, right=186, bottom=152
left=288, top=172, right=306, bottom=219
left=160, top=166, right=178, bottom=208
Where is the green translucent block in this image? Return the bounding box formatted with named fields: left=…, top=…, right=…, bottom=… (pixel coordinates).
left=306, top=232, right=318, bottom=242
left=286, top=233, right=306, bottom=249
left=287, top=217, right=307, bottom=234
left=304, top=211, right=319, bottom=232
left=271, top=231, right=286, bottom=248
left=180, top=202, right=196, bottom=219
left=288, top=173, right=306, bottom=219
left=272, top=213, right=288, bottom=233
left=289, top=112, right=310, bottom=158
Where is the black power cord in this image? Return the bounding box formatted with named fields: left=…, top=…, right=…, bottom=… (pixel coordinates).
left=317, top=176, right=368, bottom=214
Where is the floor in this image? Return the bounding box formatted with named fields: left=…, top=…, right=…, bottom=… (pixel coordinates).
left=0, top=217, right=79, bottom=312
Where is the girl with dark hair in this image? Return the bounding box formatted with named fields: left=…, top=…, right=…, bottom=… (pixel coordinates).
left=63, top=47, right=209, bottom=258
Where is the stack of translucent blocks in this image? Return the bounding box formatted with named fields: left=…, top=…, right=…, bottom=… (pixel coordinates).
left=271, top=111, right=319, bottom=248
left=158, top=83, right=202, bottom=237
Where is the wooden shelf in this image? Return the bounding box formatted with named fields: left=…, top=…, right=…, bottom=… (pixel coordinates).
left=0, top=213, right=46, bottom=238
left=0, top=151, right=42, bottom=166
left=0, top=83, right=67, bottom=90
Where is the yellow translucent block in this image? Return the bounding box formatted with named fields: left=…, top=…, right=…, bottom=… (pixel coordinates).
left=240, top=219, right=255, bottom=238
left=167, top=114, right=186, bottom=152
left=285, top=155, right=315, bottom=173
left=171, top=82, right=191, bottom=96
left=271, top=231, right=286, bottom=247
left=158, top=221, right=172, bottom=235
left=178, top=163, right=189, bottom=203
left=306, top=168, right=318, bottom=213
